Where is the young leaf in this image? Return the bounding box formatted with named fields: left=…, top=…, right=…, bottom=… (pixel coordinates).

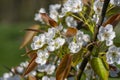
left=23, top=53, right=37, bottom=76
left=28, top=75, right=37, bottom=80
left=82, top=0, right=91, bottom=5
left=107, top=6, right=120, bottom=18
left=56, top=54, right=73, bottom=80
left=72, top=49, right=87, bottom=66
left=20, top=25, right=40, bottom=49
left=102, top=13, right=120, bottom=27
left=27, top=50, right=37, bottom=59
left=40, top=13, right=58, bottom=27
left=91, top=57, right=109, bottom=80
left=65, top=27, right=77, bottom=37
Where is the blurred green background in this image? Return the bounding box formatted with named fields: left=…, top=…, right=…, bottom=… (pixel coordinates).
left=0, top=0, right=59, bottom=76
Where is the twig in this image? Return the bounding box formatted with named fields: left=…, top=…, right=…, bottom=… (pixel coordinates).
left=77, top=0, right=110, bottom=79
left=24, top=29, right=45, bottom=33
left=94, top=0, right=110, bottom=41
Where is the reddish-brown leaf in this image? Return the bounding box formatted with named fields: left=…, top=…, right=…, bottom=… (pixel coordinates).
left=28, top=75, right=37, bottom=80
left=56, top=54, right=73, bottom=80
left=20, top=25, right=40, bottom=49
left=27, top=50, right=37, bottom=59
left=82, top=0, right=91, bottom=5
left=40, top=13, right=58, bottom=27
left=65, top=27, right=77, bottom=37
left=25, top=29, right=44, bottom=33
left=23, top=53, right=37, bottom=76
left=102, top=13, right=120, bottom=27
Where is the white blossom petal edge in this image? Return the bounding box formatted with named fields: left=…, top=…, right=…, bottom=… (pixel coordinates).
left=106, top=45, right=120, bottom=64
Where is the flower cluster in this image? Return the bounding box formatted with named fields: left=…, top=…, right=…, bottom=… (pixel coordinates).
left=97, top=24, right=116, bottom=46
left=1, top=0, right=120, bottom=79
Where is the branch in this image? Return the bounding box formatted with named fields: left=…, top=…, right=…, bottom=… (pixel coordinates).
left=77, top=51, right=90, bottom=79
left=94, top=0, right=110, bottom=41
left=77, top=0, right=110, bottom=79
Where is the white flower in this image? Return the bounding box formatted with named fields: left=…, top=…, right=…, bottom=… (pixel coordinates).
left=39, top=8, right=46, bottom=13
left=29, top=71, right=37, bottom=76
left=82, top=34, right=90, bottom=43
left=45, top=28, right=57, bottom=42
left=106, top=45, right=120, bottom=64
left=65, top=16, right=77, bottom=27
left=34, top=8, right=46, bottom=23
left=35, top=50, right=49, bottom=65
left=49, top=10, right=59, bottom=21
left=59, top=8, right=68, bottom=18
left=68, top=41, right=82, bottom=53
left=76, top=30, right=90, bottom=45
left=31, top=34, right=46, bottom=50
left=45, top=64, right=56, bottom=75
left=47, top=37, right=65, bottom=52
left=42, top=76, right=56, bottom=80
left=49, top=4, right=61, bottom=21
left=49, top=4, right=61, bottom=10
left=97, top=24, right=116, bottom=46
left=3, top=72, right=13, bottom=79
left=37, top=64, right=47, bottom=72
left=20, top=61, right=29, bottom=68
left=110, top=0, right=120, bottom=6
left=93, top=0, right=103, bottom=15
left=92, top=14, right=99, bottom=24
left=16, top=66, right=24, bottom=74
left=106, top=40, right=113, bottom=46
left=57, top=23, right=63, bottom=31
left=47, top=40, right=56, bottom=52
left=63, top=0, right=83, bottom=13
left=76, top=31, right=83, bottom=43
left=60, top=0, right=83, bottom=17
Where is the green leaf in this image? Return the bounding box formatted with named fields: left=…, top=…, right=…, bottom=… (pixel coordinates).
left=107, top=6, right=120, bottom=18
left=91, top=57, right=109, bottom=80
left=99, top=53, right=109, bottom=70
left=72, top=48, right=87, bottom=66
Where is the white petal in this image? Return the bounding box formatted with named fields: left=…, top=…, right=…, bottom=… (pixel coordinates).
left=42, top=76, right=49, bottom=80
left=50, top=77, right=56, bottom=80
left=105, top=24, right=113, bottom=32
left=106, top=40, right=113, bottom=46
left=97, top=34, right=105, bottom=41
left=115, top=55, right=120, bottom=64
left=35, top=57, right=43, bottom=64
left=33, top=36, right=39, bottom=42
left=55, top=37, right=65, bottom=46
left=45, top=64, right=56, bottom=75
left=106, top=57, right=114, bottom=64
left=16, top=66, right=24, bottom=74
left=99, top=26, right=105, bottom=33
left=108, top=31, right=116, bottom=40
left=82, top=34, right=90, bottom=42
left=108, top=45, right=117, bottom=52
left=39, top=8, right=46, bottom=13
left=37, top=65, right=46, bottom=72
left=69, top=42, right=81, bottom=53
left=47, top=45, right=55, bottom=52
